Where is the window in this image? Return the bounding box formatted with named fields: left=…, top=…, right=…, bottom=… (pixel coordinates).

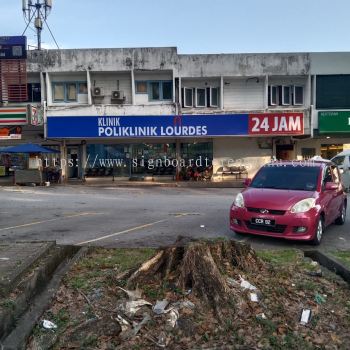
left=294, top=86, right=304, bottom=105
left=268, top=85, right=303, bottom=106
left=150, top=82, right=160, bottom=100
left=53, top=83, right=64, bottom=101
left=136, top=81, right=148, bottom=94
left=183, top=86, right=219, bottom=108
left=52, top=82, right=87, bottom=103
left=323, top=167, right=333, bottom=186
left=27, top=83, right=41, bottom=102
left=270, top=86, right=278, bottom=105
left=78, top=82, right=88, bottom=94
left=210, top=87, right=219, bottom=107
left=196, top=88, right=206, bottom=107
left=67, top=83, right=77, bottom=101
left=162, top=81, right=172, bottom=100
left=136, top=81, right=173, bottom=101
left=316, top=75, right=350, bottom=109
left=332, top=156, right=345, bottom=167
left=282, top=86, right=291, bottom=105
left=184, top=88, right=193, bottom=107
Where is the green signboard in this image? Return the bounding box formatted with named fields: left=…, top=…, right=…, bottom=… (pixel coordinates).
left=318, top=111, right=350, bottom=134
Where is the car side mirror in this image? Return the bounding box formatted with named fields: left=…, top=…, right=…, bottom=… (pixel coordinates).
left=244, top=178, right=252, bottom=187
left=325, top=182, right=338, bottom=191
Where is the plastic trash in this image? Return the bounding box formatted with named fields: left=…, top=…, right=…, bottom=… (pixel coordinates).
left=132, top=313, right=151, bottom=336
left=118, top=287, right=143, bottom=300
left=156, top=331, right=167, bottom=348
left=300, top=309, right=312, bottom=325
left=153, top=299, right=170, bottom=315
left=0, top=257, right=9, bottom=261
left=200, top=225, right=205, bottom=228
left=250, top=292, right=259, bottom=302
left=181, top=300, right=195, bottom=310
left=310, top=261, right=318, bottom=267
left=227, top=277, right=240, bottom=288
left=256, top=313, right=267, bottom=320
left=124, top=299, right=152, bottom=316
left=42, top=320, right=57, bottom=330
left=166, top=308, right=179, bottom=328
left=239, top=276, right=257, bottom=291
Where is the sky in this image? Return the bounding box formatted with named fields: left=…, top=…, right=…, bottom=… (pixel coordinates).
left=1, top=0, right=350, bottom=53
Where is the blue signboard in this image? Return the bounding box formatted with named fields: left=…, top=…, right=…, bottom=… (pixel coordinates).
left=47, top=114, right=249, bottom=138
left=0, top=36, right=27, bottom=59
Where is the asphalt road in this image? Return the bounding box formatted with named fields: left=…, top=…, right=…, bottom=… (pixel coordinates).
left=0, top=185, right=349, bottom=251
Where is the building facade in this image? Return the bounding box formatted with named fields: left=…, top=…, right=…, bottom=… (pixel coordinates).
left=1, top=43, right=350, bottom=182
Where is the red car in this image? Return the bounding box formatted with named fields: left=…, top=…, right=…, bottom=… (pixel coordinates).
left=230, top=160, right=347, bottom=245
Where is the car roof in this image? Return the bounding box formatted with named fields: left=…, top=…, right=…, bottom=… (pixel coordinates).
left=265, top=160, right=332, bottom=168
left=332, top=150, right=350, bottom=157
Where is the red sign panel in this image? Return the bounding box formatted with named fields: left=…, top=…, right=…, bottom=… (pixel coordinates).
left=248, top=113, right=304, bottom=135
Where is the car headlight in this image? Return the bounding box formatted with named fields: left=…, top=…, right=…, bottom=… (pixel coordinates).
left=234, top=193, right=245, bottom=208
left=291, top=198, right=316, bottom=213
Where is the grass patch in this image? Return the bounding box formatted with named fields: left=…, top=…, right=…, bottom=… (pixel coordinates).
left=256, top=249, right=301, bottom=266
left=79, top=248, right=156, bottom=271
left=330, top=250, right=350, bottom=269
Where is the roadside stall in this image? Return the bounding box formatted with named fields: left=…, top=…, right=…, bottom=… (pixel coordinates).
left=0, top=144, right=60, bottom=185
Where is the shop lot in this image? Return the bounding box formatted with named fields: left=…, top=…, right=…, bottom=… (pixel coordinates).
left=0, top=185, right=349, bottom=250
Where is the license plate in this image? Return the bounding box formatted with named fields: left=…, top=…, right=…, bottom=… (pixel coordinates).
left=251, top=218, right=275, bottom=226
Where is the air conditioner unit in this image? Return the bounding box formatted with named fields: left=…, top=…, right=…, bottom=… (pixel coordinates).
left=92, top=87, right=103, bottom=97
left=111, top=90, right=124, bottom=100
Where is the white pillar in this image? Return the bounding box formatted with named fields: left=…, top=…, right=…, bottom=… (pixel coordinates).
left=178, top=77, right=182, bottom=108
left=131, top=69, right=136, bottom=105
left=265, top=75, right=269, bottom=110
left=220, top=76, right=224, bottom=110
left=87, top=69, right=92, bottom=105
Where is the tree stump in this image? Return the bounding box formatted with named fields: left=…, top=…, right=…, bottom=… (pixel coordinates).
left=127, top=238, right=265, bottom=317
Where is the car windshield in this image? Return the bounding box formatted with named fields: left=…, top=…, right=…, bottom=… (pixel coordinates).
left=250, top=165, right=320, bottom=191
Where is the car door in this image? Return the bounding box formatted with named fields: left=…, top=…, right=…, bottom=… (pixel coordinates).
left=332, top=155, right=350, bottom=189
left=321, top=166, right=337, bottom=226
left=330, top=165, right=344, bottom=221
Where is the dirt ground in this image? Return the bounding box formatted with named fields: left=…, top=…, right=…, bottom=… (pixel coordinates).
left=27, top=243, right=350, bottom=350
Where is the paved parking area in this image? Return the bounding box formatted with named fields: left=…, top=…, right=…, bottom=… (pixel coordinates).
left=0, top=185, right=349, bottom=251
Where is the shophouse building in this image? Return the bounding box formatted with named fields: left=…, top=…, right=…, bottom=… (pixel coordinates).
left=2, top=41, right=349, bottom=182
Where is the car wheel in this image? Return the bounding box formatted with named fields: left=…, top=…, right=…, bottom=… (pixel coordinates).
left=335, top=204, right=347, bottom=225
left=311, top=217, right=324, bottom=246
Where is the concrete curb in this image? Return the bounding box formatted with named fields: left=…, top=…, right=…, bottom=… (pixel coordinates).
left=0, top=241, right=55, bottom=298
left=0, top=245, right=86, bottom=349
left=304, top=250, right=350, bottom=284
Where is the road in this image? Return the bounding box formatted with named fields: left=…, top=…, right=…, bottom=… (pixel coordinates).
left=0, top=185, right=349, bottom=251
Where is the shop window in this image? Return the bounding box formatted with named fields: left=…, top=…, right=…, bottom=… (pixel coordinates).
left=52, top=81, right=87, bottom=103
left=301, top=148, right=316, bottom=159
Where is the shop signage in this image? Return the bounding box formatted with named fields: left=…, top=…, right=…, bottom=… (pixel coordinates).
left=318, top=111, right=350, bottom=134
left=47, top=113, right=305, bottom=139
left=0, top=107, right=28, bottom=125
left=248, top=113, right=304, bottom=135
left=0, top=36, right=27, bottom=59
left=0, top=126, right=22, bottom=140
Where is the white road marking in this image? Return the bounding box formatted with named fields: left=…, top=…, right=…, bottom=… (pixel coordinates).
left=0, top=212, right=105, bottom=232
left=76, top=212, right=196, bottom=245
